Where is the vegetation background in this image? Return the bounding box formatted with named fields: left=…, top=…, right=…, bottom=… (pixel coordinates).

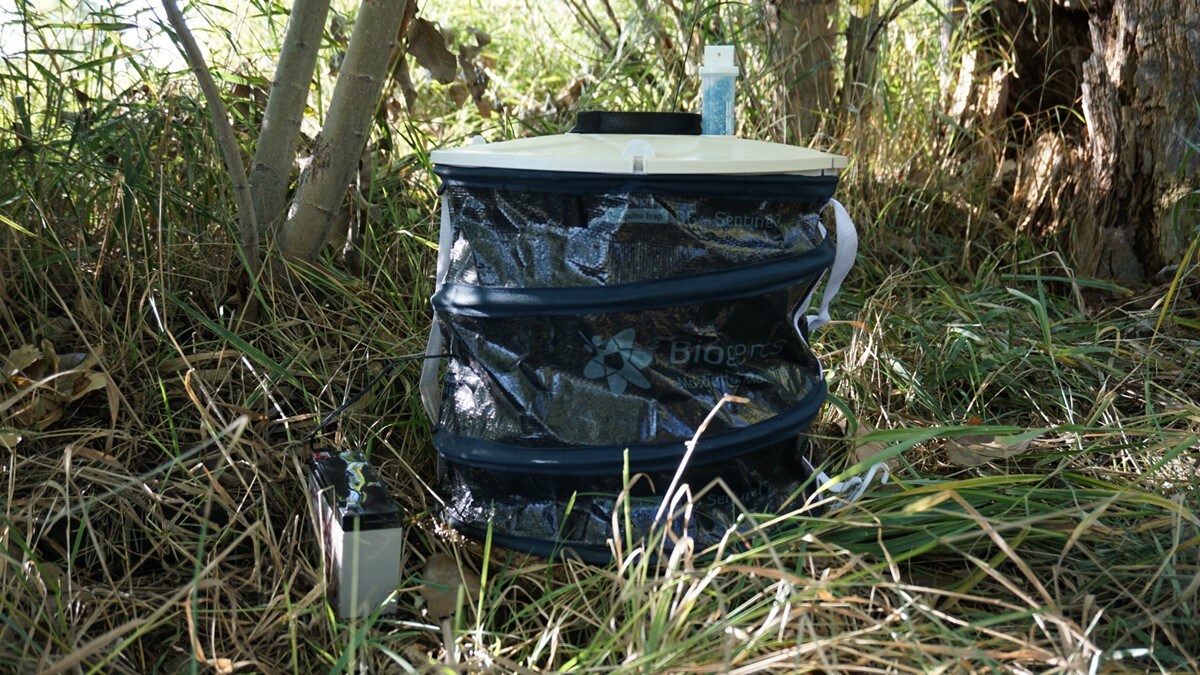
left=1, top=0, right=1198, bottom=671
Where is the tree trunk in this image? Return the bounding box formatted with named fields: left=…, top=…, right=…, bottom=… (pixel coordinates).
left=841, top=0, right=880, bottom=116
left=767, top=0, right=838, bottom=144
left=1074, top=0, right=1199, bottom=279
left=249, top=0, right=332, bottom=237
left=276, top=0, right=409, bottom=266
left=959, top=0, right=1199, bottom=279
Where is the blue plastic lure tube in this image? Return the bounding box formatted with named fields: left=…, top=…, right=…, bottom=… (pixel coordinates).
left=700, top=45, right=738, bottom=135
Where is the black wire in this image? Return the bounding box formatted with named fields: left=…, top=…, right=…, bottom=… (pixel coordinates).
left=307, top=352, right=447, bottom=443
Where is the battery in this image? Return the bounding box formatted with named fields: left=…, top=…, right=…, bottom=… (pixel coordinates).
left=308, top=449, right=404, bottom=618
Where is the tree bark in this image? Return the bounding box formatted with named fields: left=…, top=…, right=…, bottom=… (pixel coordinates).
left=1074, top=0, right=1200, bottom=279
left=276, top=0, right=409, bottom=266
left=957, top=0, right=1199, bottom=279
left=248, top=0, right=332, bottom=237
left=767, top=0, right=838, bottom=144
left=841, top=0, right=880, bottom=116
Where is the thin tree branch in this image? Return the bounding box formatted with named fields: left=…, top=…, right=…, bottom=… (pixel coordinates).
left=160, top=0, right=261, bottom=279
left=249, top=0, right=332, bottom=237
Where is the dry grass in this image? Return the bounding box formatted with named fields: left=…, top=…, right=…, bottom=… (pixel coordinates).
left=2, top=0, right=1200, bottom=672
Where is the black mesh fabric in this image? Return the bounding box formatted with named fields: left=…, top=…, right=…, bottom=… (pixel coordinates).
left=429, top=167, right=839, bottom=561
left=442, top=436, right=817, bottom=563
left=442, top=186, right=827, bottom=288
left=435, top=288, right=822, bottom=449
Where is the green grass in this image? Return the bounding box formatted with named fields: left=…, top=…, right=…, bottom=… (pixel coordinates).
left=2, top=0, right=1199, bottom=671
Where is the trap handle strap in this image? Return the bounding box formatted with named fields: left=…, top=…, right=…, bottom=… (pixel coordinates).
left=794, top=199, right=883, bottom=503
left=802, top=456, right=890, bottom=503
left=420, top=196, right=454, bottom=424
left=795, top=198, right=858, bottom=335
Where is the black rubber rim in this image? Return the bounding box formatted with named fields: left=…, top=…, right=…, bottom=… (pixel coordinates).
left=433, top=239, right=834, bottom=318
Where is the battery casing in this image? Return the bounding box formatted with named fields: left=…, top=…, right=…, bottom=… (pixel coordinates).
left=309, top=449, right=404, bottom=618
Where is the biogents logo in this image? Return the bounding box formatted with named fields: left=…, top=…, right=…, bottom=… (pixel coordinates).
left=669, top=340, right=788, bottom=369
left=582, top=328, right=652, bottom=395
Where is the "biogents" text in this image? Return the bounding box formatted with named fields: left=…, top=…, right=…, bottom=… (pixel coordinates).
left=669, top=340, right=787, bottom=368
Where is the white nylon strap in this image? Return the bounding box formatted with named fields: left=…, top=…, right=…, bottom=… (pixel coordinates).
left=796, top=198, right=858, bottom=333
left=419, top=196, right=454, bottom=424
left=803, top=457, right=890, bottom=503
left=796, top=199, right=879, bottom=502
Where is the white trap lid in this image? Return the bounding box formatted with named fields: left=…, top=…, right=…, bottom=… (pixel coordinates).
left=431, top=133, right=848, bottom=176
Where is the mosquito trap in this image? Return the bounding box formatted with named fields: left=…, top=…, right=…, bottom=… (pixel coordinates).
left=419, top=108, right=857, bottom=562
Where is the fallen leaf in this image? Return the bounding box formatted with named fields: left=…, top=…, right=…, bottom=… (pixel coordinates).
left=5, top=345, right=42, bottom=378
left=6, top=374, right=32, bottom=389
left=69, top=445, right=123, bottom=467
left=851, top=420, right=893, bottom=468
left=3, top=343, right=111, bottom=436
left=419, top=553, right=480, bottom=620
left=53, top=370, right=108, bottom=402
left=0, top=432, right=22, bottom=449
left=16, top=396, right=63, bottom=431
left=945, top=431, right=1038, bottom=466
left=407, top=18, right=457, bottom=84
